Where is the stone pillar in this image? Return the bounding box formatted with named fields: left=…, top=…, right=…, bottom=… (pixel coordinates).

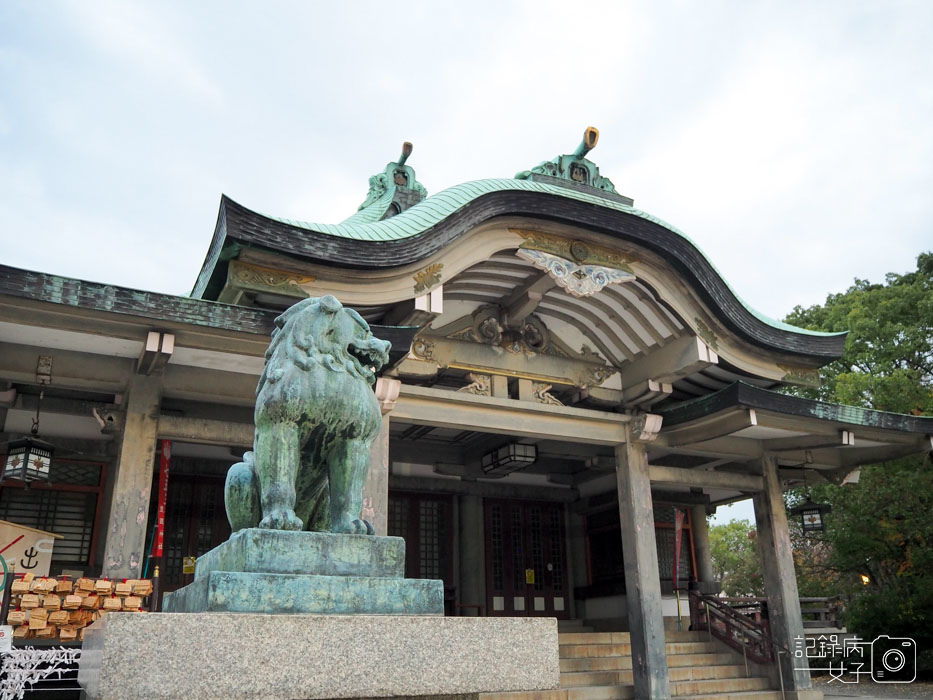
left=615, top=418, right=670, bottom=700
left=458, top=493, right=486, bottom=615
left=753, top=454, right=814, bottom=695
left=361, top=377, right=400, bottom=536
left=102, top=373, right=161, bottom=579
left=691, top=504, right=715, bottom=585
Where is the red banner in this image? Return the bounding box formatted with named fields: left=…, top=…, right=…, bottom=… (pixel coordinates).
left=672, top=507, right=685, bottom=590
left=151, top=440, right=171, bottom=558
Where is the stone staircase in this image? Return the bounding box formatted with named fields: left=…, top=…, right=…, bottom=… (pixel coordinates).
left=481, top=619, right=781, bottom=700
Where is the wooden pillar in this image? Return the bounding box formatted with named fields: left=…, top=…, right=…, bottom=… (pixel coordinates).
left=615, top=423, right=670, bottom=700
left=102, top=373, right=161, bottom=579
left=690, top=504, right=715, bottom=585
left=753, top=454, right=813, bottom=694
left=458, top=494, right=486, bottom=615
left=361, top=378, right=400, bottom=536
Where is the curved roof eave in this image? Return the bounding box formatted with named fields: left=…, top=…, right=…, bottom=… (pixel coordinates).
left=191, top=180, right=846, bottom=362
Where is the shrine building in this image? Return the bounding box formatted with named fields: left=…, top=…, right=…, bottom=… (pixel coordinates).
left=1, top=128, right=930, bottom=699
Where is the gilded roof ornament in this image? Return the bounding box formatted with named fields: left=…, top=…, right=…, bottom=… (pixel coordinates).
left=344, top=141, right=428, bottom=224
left=516, top=126, right=618, bottom=194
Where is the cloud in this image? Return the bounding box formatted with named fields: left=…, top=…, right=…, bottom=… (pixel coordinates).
left=60, top=0, right=223, bottom=106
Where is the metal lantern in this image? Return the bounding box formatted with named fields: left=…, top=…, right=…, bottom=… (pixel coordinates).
left=2, top=437, right=53, bottom=482
left=481, top=443, right=537, bottom=475
left=790, top=497, right=832, bottom=533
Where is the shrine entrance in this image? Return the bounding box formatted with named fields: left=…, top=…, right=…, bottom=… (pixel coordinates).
left=483, top=499, right=569, bottom=619
left=157, top=474, right=230, bottom=599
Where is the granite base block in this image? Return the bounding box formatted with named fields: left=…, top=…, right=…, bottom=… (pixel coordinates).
left=162, top=570, right=444, bottom=615
left=78, top=612, right=560, bottom=700
left=194, top=529, right=406, bottom=580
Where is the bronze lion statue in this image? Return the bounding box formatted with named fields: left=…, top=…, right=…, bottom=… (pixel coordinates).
left=224, top=295, right=391, bottom=534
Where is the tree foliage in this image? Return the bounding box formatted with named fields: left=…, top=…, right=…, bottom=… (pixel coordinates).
left=784, top=251, right=933, bottom=414
left=708, top=519, right=763, bottom=596
left=783, top=252, right=933, bottom=670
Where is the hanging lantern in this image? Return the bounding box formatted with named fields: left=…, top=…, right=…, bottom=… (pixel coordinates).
left=790, top=497, right=832, bottom=533
left=2, top=437, right=53, bottom=482
left=481, top=443, right=537, bottom=475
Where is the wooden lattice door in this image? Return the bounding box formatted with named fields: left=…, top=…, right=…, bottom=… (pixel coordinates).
left=484, top=499, right=569, bottom=618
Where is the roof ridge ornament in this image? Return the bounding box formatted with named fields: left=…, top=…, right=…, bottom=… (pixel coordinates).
left=346, top=141, right=428, bottom=223
left=516, top=126, right=618, bottom=194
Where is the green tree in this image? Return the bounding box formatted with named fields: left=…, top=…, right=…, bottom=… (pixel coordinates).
left=784, top=251, right=932, bottom=414
left=784, top=252, right=933, bottom=670
left=708, top=519, right=763, bottom=596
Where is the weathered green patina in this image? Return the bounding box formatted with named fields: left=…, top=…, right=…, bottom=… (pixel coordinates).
left=194, top=528, right=406, bottom=579
left=161, top=529, right=443, bottom=615
left=224, top=295, right=391, bottom=535
left=516, top=126, right=619, bottom=194
left=342, top=141, right=428, bottom=224
left=162, top=569, right=444, bottom=615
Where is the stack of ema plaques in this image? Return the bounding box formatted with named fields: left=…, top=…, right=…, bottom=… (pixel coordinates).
left=162, top=528, right=443, bottom=615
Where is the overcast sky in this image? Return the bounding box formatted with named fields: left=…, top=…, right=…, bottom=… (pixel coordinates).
left=2, top=0, right=931, bottom=322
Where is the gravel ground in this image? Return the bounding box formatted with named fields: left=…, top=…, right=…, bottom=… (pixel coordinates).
left=814, top=675, right=933, bottom=699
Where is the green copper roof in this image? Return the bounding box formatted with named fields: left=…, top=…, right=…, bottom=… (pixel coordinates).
left=265, top=177, right=839, bottom=339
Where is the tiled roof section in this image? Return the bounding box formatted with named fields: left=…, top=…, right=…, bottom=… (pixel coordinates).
left=660, top=381, right=933, bottom=434
left=0, top=265, right=416, bottom=366
left=192, top=182, right=846, bottom=362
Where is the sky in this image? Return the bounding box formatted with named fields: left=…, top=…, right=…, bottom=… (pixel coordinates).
left=1, top=1, right=931, bottom=321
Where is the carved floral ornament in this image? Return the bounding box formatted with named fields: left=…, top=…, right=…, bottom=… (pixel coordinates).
left=413, top=263, right=443, bottom=294
left=509, top=229, right=636, bottom=298
left=516, top=248, right=635, bottom=298
left=229, top=260, right=316, bottom=295
left=457, top=373, right=491, bottom=396
left=533, top=382, right=563, bottom=406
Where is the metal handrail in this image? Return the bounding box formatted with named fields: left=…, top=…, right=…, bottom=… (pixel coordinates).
left=688, top=589, right=774, bottom=665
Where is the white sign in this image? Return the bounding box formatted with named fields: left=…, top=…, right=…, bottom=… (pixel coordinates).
left=0, top=520, right=62, bottom=577
left=0, top=625, right=12, bottom=652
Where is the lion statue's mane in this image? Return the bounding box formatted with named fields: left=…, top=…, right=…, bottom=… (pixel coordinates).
left=224, top=295, right=391, bottom=534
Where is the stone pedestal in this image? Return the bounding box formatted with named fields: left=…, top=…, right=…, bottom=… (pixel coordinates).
left=163, top=528, right=444, bottom=615
left=78, top=613, right=560, bottom=700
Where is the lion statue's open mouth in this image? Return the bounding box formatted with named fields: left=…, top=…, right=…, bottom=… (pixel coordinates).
left=346, top=336, right=390, bottom=381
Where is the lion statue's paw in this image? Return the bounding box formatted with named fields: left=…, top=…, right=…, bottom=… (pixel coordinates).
left=258, top=508, right=304, bottom=531
left=336, top=518, right=375, bottom=535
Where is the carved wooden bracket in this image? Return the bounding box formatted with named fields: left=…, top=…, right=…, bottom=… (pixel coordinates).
left=457, top=373, right=491, bottom=396
left=630, top=413, right=663, bottom=442
left=375, top=377, right=402, bottom=415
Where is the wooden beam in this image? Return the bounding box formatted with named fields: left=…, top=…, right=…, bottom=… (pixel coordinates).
left=653, top=436, right=762, bottom=459
left=385, top=357, right=439, bottom=381
left=382, top=301, right=438, bottom=328
left=765, top=430, right=855, bottom=452
left=389, top=440, right=465, bottom=466
left=620, top=335, right=717, bottom=390
left=393, top=384, right=629, bottom=445
left=389, top=474, right=577, bottom=502
left=158, top=415, right=254, bottom=447
left=648, top=464, right=764, bottom=491
left=657, top=409, right=757, bottom=447
left=501, top=272, right=557, bottom=323
left=622, top=379, right=672, bottom=408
